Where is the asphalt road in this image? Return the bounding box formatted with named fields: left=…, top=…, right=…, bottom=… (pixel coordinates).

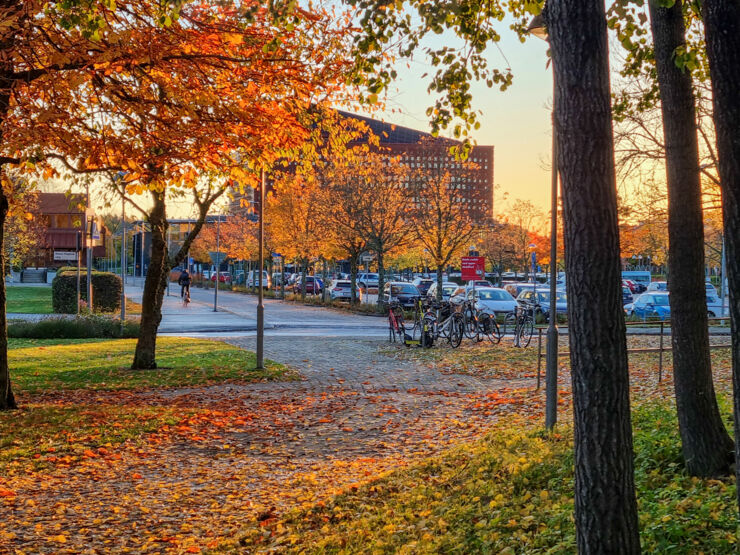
left=124, top=280, right=389, bottom=337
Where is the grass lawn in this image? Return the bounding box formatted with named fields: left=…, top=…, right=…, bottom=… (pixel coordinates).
left=9, top=336, right=297, bottom=393
left=6, top=286, right=53, bottom=314
left=233, top=402, right=737, bottom=553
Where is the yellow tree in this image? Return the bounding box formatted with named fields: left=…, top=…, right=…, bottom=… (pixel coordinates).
left=408, top=162, right=478, bottom=301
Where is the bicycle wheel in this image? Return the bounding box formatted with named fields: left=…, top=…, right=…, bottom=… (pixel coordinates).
left=518, top=316, right=534, bottom=348
left=394, top=309, right=406, bottom=344
left=480, top=313, right=501, bottom=344
left=463, top=308, right=478, bottom=340
left=503, top=312, right=517, bottom=337
left=448, top=313, right=464, bottom=348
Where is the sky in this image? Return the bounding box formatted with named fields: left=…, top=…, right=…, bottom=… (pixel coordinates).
left=367, top=17, right=555, bottom=214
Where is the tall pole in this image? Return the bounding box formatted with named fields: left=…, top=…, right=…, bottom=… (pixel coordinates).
left=256, top=169, right=266, bottom=370
left=76, top=231, right=81, bottom=315
left=86, top=216, right=93, bottom=310
left=166, top=225, right=171, bottom=297
left=545, top=74, right=559, bottom=431
left=121, top=198, right=126, bottom=320
left=214, top=215, right=220, bottom=312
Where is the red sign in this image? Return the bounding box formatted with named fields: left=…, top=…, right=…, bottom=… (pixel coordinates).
left=461, top=256, right=485, bottom=281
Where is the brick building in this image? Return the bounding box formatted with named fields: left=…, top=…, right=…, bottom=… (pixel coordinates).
left=341, top=111, right=495, bottom=222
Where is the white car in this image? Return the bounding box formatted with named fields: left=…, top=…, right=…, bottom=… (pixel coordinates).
left=427, top=281, right=464, bottom=301
left=246, top=270, right=271, bottom=289
left=357, top=273, right=379, bottom=289
left=330, top=279, right=353, bottom=301
left=468, top=287, right=518, bottom=315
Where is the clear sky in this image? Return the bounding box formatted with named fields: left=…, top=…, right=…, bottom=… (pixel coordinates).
left=368, top=19, right=555, bottom=214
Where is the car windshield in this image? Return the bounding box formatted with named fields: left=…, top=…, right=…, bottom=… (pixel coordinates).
left=391, top=284, right=418, bottom=295
left=623, top=287, right=631, bottom=294
left=442, top=285, right=458, bottom=295
left=536, top=291, right=567, bottom=302
left=477, top=290, right=512, bottom=301
left=335, top=281, right=351, bottom=287
left=650, top=295, right=670, bottom=306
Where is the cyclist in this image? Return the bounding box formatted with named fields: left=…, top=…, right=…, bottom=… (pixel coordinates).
left=178, top=268, right=192, bottom=301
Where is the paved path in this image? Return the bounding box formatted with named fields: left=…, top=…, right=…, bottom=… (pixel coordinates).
left=3, top=331, right=538, bottom=553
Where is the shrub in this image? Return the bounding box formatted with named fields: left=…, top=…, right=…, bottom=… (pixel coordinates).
left=52, top=270, right=122, bottom=313
left=8, top=315, right=139, bottom=339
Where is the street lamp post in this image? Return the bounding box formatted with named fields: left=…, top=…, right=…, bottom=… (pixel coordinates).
left=256, top=169, right=265, bottom=370
left=214, top=214, right=220, bottom=312
left=528, top=14, right=560, bottom=430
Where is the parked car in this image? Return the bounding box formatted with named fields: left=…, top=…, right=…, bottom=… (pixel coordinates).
left=465, top=280, right=494, bottom=291
left=503, top=282, right=538, bottom=298
left=330, top=279, right=353, bottom=301
left=271, top=272, right=285, bottom=287
left=705, top=282, right=719, bottom=297
left=293, top=275, right=323, bottom=295
left=427, top=281, right=464, bottom=301
left=621, top=271, right=650, bottom=293
left=516, top=289, right=568, bottom=321
left=622, top=279, right=639, bottom=294
left=210, top=271, right=231, bottom=283
left=622, top=286, right=633, bottom=305
left=357, top=273, right=379, bottom=290
left=646, top=281, right=668, bottom=292
left=468, top=287, right=517, bottom=316
left=246, top=270, right=271, bottom=289
left=412, top=277, right=435, bottom=296
left=626, top=292, right=671, bottom=320
left=382, top=282, right=422, bottom=308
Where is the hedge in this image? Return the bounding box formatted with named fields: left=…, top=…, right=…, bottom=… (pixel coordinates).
left=8, top=315, right=138, bottom=339
left=52, top=270, right=122, bottom=314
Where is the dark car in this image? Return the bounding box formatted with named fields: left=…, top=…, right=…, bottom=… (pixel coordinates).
left=622, top=286, right=633, bottom=305
left=412, top=277, right=435, bottom=296
left=382, top=282, right=422, bottom=308
left=293, top=275, right=323, bottom=294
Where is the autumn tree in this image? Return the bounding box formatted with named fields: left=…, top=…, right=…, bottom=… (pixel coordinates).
left=353, top=153, right=409, bottom=308
left=4, top=179, right=43, bottom=272
left=408, top=162, right=478, bottom=301
left=702, top=0, right=740, bottom=511
left=24, top=2, right=356, bottom=370
left=267, top=175, right=323, bottom=300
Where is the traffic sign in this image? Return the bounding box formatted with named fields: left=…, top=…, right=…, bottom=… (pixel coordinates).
left=208, top=251, right=227, bottom=265
left=461, top=256, right=485, bottom=281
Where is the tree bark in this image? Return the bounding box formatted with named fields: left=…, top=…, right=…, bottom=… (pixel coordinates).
left=132, top=191, right=169, bottom=370
left=701, top=0, right=740, bottom=511
left=376, top=249, right=385, bottom=310
left=648, top=0, right=733, bottom=476
left=436, top=264, right=443, bottom=303
left=548, top=0, right=641, bottom=552
left=350, top=255, right=359, bottom=305
left=0, top=189, right=16, bottom=410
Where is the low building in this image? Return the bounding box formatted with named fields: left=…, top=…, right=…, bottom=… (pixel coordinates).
left=28, top=193, right=107, bottom=269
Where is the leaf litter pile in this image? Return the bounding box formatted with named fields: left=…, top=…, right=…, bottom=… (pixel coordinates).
left=0, top=333, right=731, bottom=553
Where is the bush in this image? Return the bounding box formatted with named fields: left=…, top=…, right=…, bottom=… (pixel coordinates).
left=8, top=315, right=139, bottom=339
left=52, top=270, right=122, bottom=313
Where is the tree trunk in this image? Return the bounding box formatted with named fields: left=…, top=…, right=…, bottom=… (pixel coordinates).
left=702, top=0, right=740, bottom=511
left=301, top=262, right=307, bottom=300
left=350, top=255, right=359, bottom=305
left=649, top=0, right=733, bottom=476
left=132, top=192, right=169, bottom=370
left=376, top=249, right=385, bottom=309
left=0, top=189, right=16, bottom=410
left=436, top=264, right=443, bottom=303
left=548, top=0, right=641, bottom=552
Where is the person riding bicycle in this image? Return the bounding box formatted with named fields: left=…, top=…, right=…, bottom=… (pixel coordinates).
left=178, top=268, right=191, bottom=300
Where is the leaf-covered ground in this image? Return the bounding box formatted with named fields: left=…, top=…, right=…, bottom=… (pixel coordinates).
left=0, top=333, right=734, bottom=553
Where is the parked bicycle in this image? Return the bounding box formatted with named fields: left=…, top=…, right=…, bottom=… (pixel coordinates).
left=387, top=300, right=406, bottom=343
left=421, top=297, right=465, bottom=348
left=503, top=303, right=536, bottom=347
left=461, top=296, right=502, bottom=344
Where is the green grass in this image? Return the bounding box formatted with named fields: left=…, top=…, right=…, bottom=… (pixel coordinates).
left=6, top=286, right=53, bottom=313
left=232, top=402, right=737, bottom=553
left=9, top=337, right=298, bottom=393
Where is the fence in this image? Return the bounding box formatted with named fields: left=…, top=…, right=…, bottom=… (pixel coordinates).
left=536, top=317, right=732, bottom=387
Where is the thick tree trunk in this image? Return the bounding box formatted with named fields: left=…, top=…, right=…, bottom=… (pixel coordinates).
left=376, top=249, right=385, bottom=309
left=0, top=189, right=16, bottom=410
left=436, top=265, right=443, bottom=303
left=132, top=192, right=169, bottom=370
left=301, top=263, right=307, bottom=300
left=649, top=0, right=733, bottom=476
left=702, top=0, right=740, bottom=512
left=350, top=255, right=358, bottom=305
left=548, top=0, right=641, bottom=552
